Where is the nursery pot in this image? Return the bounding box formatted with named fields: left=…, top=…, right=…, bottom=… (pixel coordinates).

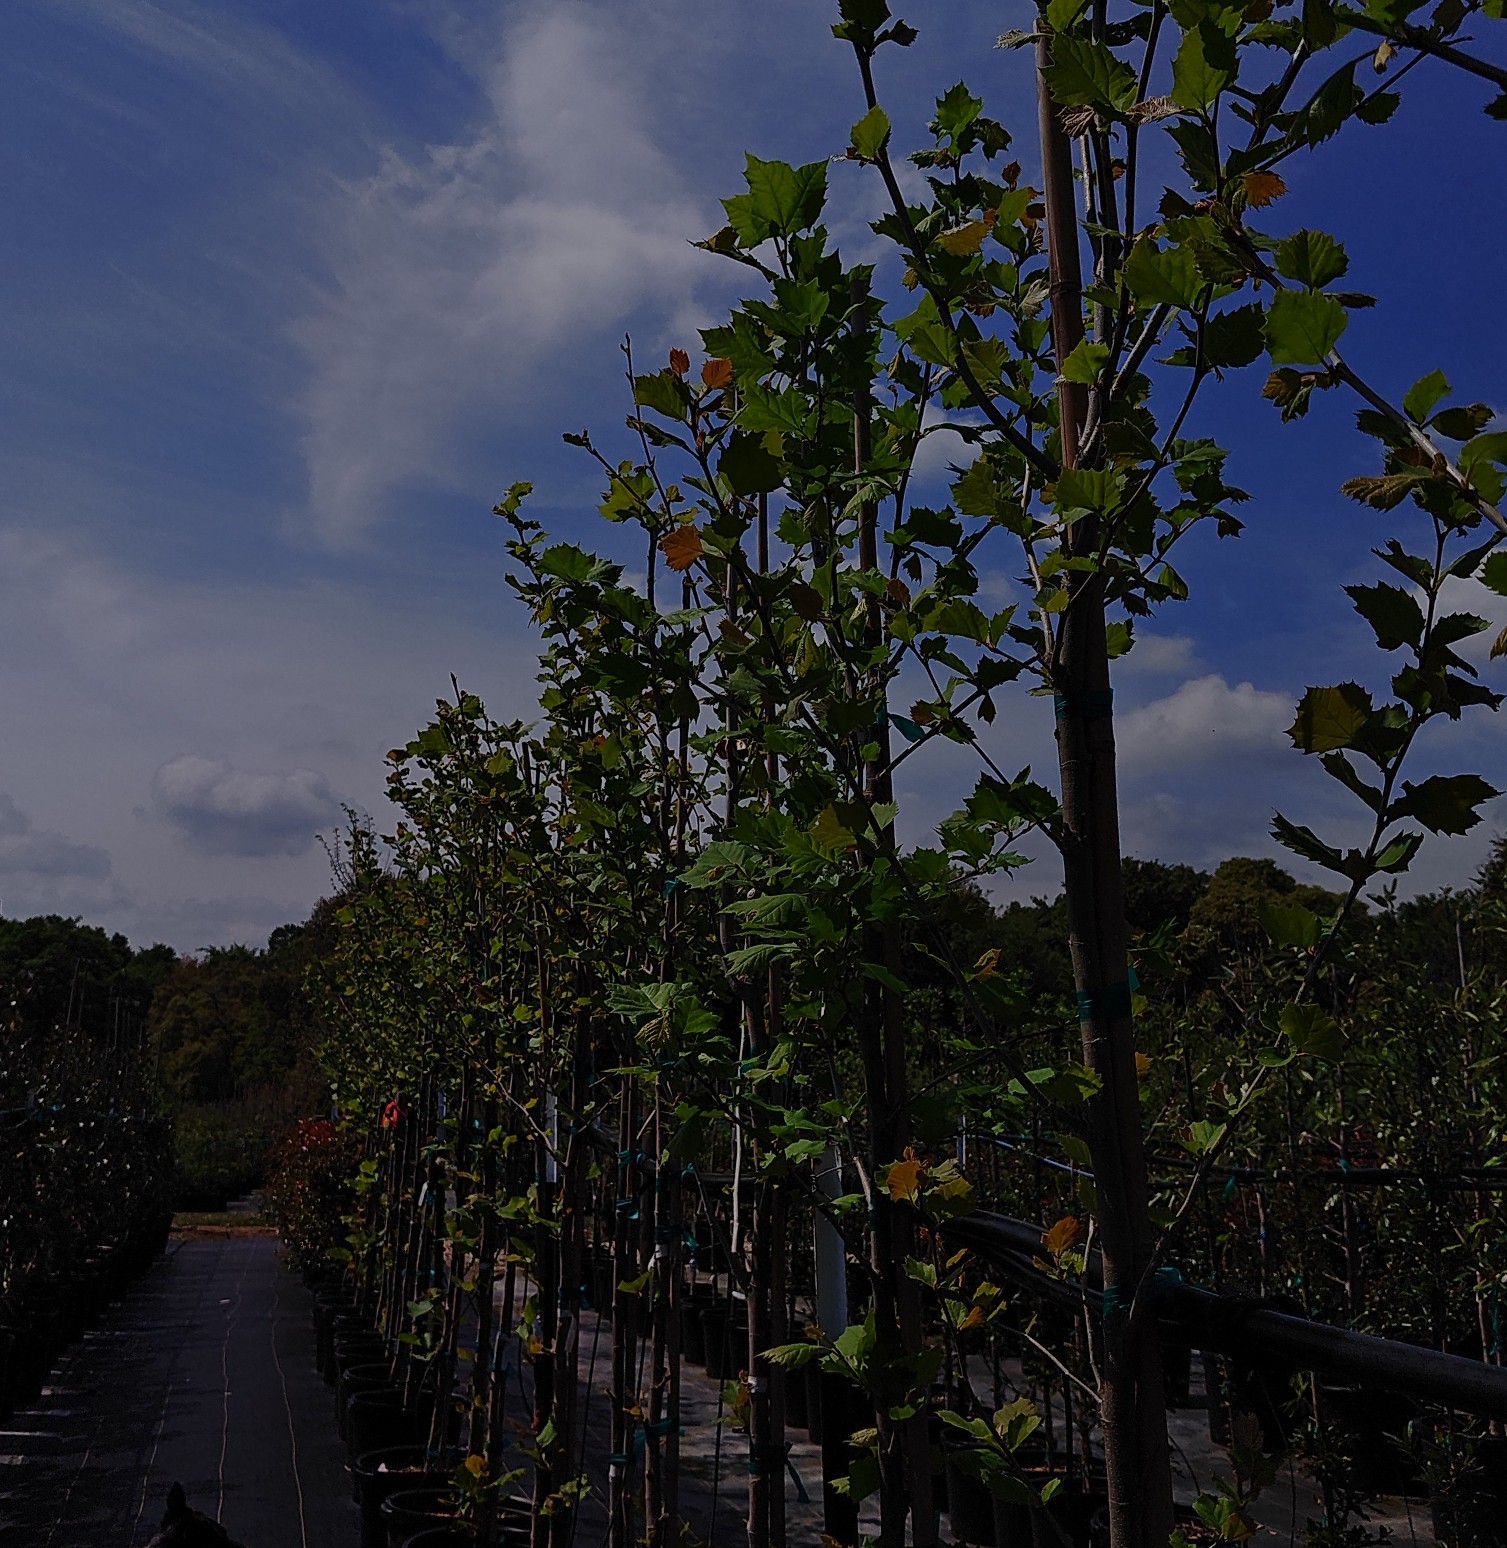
left=339, top=1363, right=402, bottom=1442
left=381, top=1486, right=464, bottom=1548
left=355, top=1447, right=448, bottom=1548
left=944, top=1444, right=999, bottom=1546
left=348, top=1389, right=422, bottom=1460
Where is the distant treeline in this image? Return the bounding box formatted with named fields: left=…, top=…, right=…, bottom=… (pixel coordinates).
left=3, top=842, right=1502, bottom=1206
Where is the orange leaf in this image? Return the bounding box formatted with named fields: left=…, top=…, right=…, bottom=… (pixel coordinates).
left=1135, top=1051, right=1153, bottom=1079
left=1042, top=1215, right=1082, bottom=1257
left=702, top=357, right=734, bottom=388
left=887, top=1155, right=923, bottom=1202
left=669, top=348, right=690, bottom=377
left=659, top=524, right=703, bottom=572
left=1242, top=170, right=1287, bottom=208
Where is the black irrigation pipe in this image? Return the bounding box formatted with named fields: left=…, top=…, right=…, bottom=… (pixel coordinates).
left=944, top=1210, right=1507, bottom=1423
left=979, top=1132, right=1507, bottom=1191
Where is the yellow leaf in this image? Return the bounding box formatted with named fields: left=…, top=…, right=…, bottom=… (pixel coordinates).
left=1241, top=169, right=1287, bottom=208
left=958, top=1304, right=986, bottom=1331
left=464, top=1454, right=486, bottom=1477
left=701, top=357, right=734, bottom=388
left=974, top=947, right=1002, bottom=980
left=669, top=348, right=690, bottom=377
left=1042, top=1215, right=1082, bottom=1257
left=937, top=220, right=987, bottom=256
left=887, top=1154, right=923, bottom=1202
left=659, top=524, right=703, bottom=572
left=1135, top=1051, right=1153, bottom=1079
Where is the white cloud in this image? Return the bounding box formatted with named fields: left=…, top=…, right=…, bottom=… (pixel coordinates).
left=1117, top=673, right=1292, bottom=775
left=1116, top=632, right=1199, bottom=678
left=293, top=3, right=722, bottom=542
left=908, top=405, right=985, bottom=485
left=152, top=755, right=342, bottom=858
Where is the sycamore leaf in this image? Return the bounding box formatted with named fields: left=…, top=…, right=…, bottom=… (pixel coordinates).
left=660, top=524, right=703, bottom=571
left=1061, top=337, right=1110, bottom=383
left=1135, top=1051, right=1153, bottom=1079
left=1242, top=169, right=1287, bottom=207
left=1391, top=774, right=1501, bottom=836
left=1344, top=582, right=1424, bottom=651
left=1281, top=1002, right=1344, bottom=1061
left=1403, top=368, right=1450, bottom=424
left=1044, top=35, right=1138, bottom=112
left=937, top=221, right=988, bottom=256
left=1171, top=24, right=1233, bottom=111
left=1259, top=899, right=1322, bottom=948
left=668, top=348, right=689, bottom=377
left=702, top=357, right=734, bottom=389
left=1042, top=1215, right=1083, bottom=1256
left=1288, top=682, right=1372, bottom=753
left=1274, top=229, right=1349, bottom=290
left=888, top=1154, right=923, bottom=1202
left=850, top=103, right=892, bottom=161
left=1265, top=290, right=1347, bottom=364
left=1123, top=239, right=1201, bottom=307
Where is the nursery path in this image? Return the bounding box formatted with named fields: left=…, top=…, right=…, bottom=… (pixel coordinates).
left=0, top=1232, right=358, bottom=1548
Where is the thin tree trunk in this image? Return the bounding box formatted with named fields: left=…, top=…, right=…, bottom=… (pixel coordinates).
left=1036, top=30, right=1174, bottom=1548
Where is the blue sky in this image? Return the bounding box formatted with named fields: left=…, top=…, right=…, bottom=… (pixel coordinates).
left=1, top=0, right=1502, bottom=951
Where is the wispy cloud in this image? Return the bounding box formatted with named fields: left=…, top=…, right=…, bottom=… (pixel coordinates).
left=293, top=3, right=724, bottom=542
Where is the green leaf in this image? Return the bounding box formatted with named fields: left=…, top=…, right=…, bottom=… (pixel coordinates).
left=1043, top=35, right=1138, bottom=112
left=738, top=154, right=828, bottom=239
left=850, top=104, right=892, bottom=161
left=1373, top=831, right=1424, bottom=873
left=1124, top=239, right=1201, bottom=308
left=633, top=370, right=692, bottom=422
left=762, top=1342, right=822, bottom=1369
left=1273, top=230, right=1348, bottom=290
left=720, top=431, right=785, bottom=495
left=1202, top=303, right=1266, bottom=368
left=1270, top=813, right=1348, bottom=875
left=1481, top=552, right=1507, bottom=599
left=1259, top=900, right=1322, bottom=948
left=1344, top=582, right=1424, bottom=651
left=1288, top=682, right=1373, bottom=753
left=1171, top=25, right=1233, bottom=111
left=1061, top=337, right=1110, bottom=384
left=1280, top=1002, right=1344, bottom=1061
left=1403, top=368, right=1450, bottom=424
left=934, top=81, right=985, bottom=139
left=1265, top=290, right=1347, bottom=364
left=1390, top=774, right=1501, bottom=836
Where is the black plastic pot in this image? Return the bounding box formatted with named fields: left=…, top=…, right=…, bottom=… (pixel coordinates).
left=700, top=1308, right=746, bottom=1381
left=1317, top=1382, right=1420, bottom=1496
left=679, top=1294, right=712, bottom=1366
left=339, top=1363, right=402, bottom=1442
left=381, top=1486, right=463, bottom=1548
left=349, top=1389, right=422, bottom=1460
left=354, top=1448, right=448, bottom=1548
left=945, top=1446, right=998, bottom=1546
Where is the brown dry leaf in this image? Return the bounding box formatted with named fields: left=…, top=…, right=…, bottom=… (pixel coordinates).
left=1242, top=169, right=1287, bottom=208
left=669, top=347, right=690, bottom=377
left=1042, top=1215, right=1082, bottom=1257
left=701, top=357, right=734, bottom=388
left=659, top=524, right=703, bottom=572
left=1373, top=38, right=1395, bottom=71
left=886, top=575, right=912, bottom=605
left=887, top=1153, right=923, bottom=1202
left=1135, top=1051, right=1153, bottom=1079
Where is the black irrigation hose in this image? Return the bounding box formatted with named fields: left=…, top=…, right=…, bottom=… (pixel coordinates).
left=977, top=1130, right=1507, bottom=1189
left=944, top=1209, right=1507, bottom=1422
